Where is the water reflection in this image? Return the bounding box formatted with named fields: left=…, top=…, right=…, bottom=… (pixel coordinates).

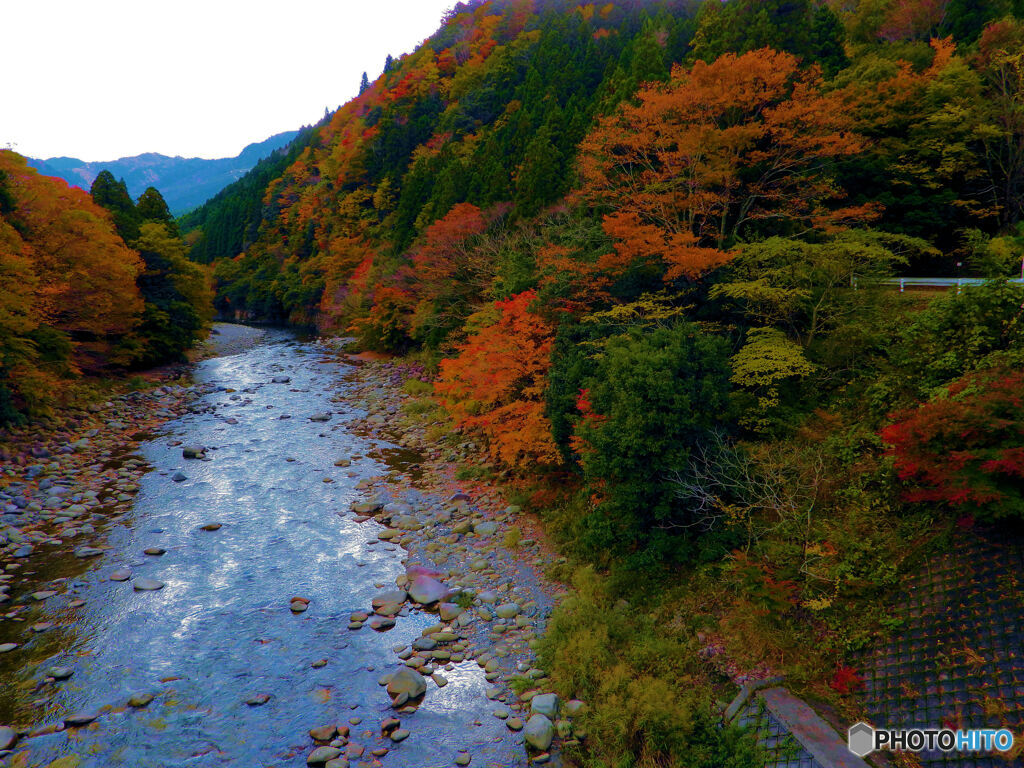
left=0, top=331, right=527, bottom=767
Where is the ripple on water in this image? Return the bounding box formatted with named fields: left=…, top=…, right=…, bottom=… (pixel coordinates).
left=0, top=330, right=528, bottom=767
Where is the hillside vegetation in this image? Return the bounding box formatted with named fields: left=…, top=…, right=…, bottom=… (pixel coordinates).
left=0, top=152, right=212, bottom=423
left=167, top=1, right=1024, bottom=764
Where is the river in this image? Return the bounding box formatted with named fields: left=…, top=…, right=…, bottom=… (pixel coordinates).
left=0, top=328, right=532, bottom=767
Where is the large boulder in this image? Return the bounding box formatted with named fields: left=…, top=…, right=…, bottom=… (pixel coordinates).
left=531, top=693, right=560, bottom=719
left=408, top=575, right=448, bottom=605
left=523, top=714, right=554, bottom=751
left=473, top=521, right=498, bottom=536
left=386, top=668, right=427, bottom=699
left=0, top=726, right=17, bottom=750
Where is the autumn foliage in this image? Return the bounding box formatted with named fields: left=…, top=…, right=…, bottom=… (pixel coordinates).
left=578, top=48, right=869, bottom=286
left=0, top=151, right=147, bottom=418
left=881, top=369, right=1024, bottom=521
left=434, top=290, right=560, bottom=468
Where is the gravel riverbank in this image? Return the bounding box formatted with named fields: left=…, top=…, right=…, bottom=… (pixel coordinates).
left=0, top=327, right=583, bottom=768
left=331, top=355, right=584, bottom=766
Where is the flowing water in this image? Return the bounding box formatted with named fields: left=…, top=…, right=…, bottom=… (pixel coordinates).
left=0, top=329, right=525, bottom=767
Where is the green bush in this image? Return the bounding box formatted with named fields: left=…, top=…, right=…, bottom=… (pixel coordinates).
left=572, top=323, right=734, bottom=566
left=871, top=279, right=1024, bottom=411
left=539, top=567, right=763, bottom=768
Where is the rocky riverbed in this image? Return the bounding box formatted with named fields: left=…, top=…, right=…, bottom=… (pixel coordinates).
left=0, top=325, right=581, bottom=768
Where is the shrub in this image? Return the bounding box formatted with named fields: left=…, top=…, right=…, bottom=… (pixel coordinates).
left=881, top=368, right=1024, bottom=521
left=539, top=567, right=763, bottom=768
left=570, top=323, right=734, bottom=565
left=878, top=279, right=1024, bottom=409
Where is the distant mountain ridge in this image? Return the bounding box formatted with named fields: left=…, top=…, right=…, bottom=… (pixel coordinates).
left=27, top=130, right=300, bottom=215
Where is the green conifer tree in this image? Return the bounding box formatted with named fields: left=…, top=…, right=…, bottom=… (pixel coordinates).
left=90, top=170, right=140, bottom=243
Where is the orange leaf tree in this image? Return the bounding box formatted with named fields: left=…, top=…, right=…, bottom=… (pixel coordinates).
left=408, top=202, right=496, bottom=343
left=577, top=48, right=867, bottom=284
left=435, top=290, right=561, bottom=468
left=0, top=151, right=143, bottom=341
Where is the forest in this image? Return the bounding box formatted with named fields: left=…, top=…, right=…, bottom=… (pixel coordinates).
left=3, top=0, right=1024, bottom=765
left=0, top=153, right=211, bottom=422
left=176, top=1, right=1024, bottom=763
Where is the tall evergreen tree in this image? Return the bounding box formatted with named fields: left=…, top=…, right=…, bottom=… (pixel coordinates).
left=811, top=4, right=849, bottom=77
left=514, top=125, right=564, bottom=217
left=359, top=71, right=371, bottom=94
left=631, top=18, right=670, bottom=84
left=90, top=170, right=140, bottom=243
left=136, top=187, right=178, bottom=237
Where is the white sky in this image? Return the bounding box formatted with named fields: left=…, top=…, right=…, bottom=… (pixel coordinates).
left=3, top=0, right=454, bottom=161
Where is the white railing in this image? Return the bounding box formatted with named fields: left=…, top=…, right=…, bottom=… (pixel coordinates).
left=851, top=277, right=1024, bottom=293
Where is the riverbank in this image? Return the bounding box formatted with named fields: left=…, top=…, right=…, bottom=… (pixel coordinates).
left=331, top=353, right=584, bottom=765
left=1, top=325, right=590, bottom=768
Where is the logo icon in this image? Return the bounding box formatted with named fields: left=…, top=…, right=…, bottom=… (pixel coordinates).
left=848, top=722, right=875, bottom=757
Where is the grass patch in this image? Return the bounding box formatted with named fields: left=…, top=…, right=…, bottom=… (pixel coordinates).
left=538, top=566, right=765, bottom=768
left=401, top=398, right=436, bottom=416
left=455, top=463, right=494, bottom=481
left=401, top=378, right=433, bottom=396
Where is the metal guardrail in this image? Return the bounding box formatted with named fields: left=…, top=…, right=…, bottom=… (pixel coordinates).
left=852, top=277, right=1024, bottom=293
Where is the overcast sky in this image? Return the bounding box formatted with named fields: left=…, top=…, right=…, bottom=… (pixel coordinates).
left=3, top=0, right=454, bottom=161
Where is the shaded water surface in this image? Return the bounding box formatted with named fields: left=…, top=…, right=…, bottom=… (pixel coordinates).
left=1, top=330, right=520, bottom=767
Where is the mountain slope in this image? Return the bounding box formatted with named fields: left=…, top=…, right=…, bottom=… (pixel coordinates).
left=27, top=130, right=300, bottom=215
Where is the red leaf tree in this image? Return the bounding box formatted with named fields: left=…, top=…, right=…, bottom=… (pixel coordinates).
left=435, top=290, right=561, bottom=468
left=881, top=369, right=1024, bottom=521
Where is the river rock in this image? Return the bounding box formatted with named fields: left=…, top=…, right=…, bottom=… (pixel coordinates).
left=307, top=746, right=342, bottom=765
left=495, top=602, right=520, bottom=619
left=182, top=445, right=206, bottom=459
left=127, top=693, right=154, bottom=707
left=309, top=413, right=332, bottom=422
left=565, top=699, right=587, bottom=716
left=200, top=523, right=222, bottom=531
left=531, top=693, right=559, bottom=718
left=143, top=547, right=166, bottom=556
left=438, top=602, right=463, bottom=621
left=110, top=569, right=132, bottom=582
left=171, top=472, right=187, bottom=482
left=0, top=643, right=18, bottom=653
left=133, top=578, right=165, bottom=591
left=309, top=725, right=337, bottom=741
left=386, top=668, right=427, bottom=699
left=408, top=575, right=448, bottom=605
left=48, top=666, right=74, bottom=680
left=271, top=376, right=291, bottom=384
left=74, top=547, right=102, bottom=558
left=524, top=714, right=554, bottom=751
left=0, top=725, right=17, bottom=749
left=474, top=521, right=498, bottom=536
left=371, top=590, right=407, bottom=608
left=389, top=728, right=410, bottom=743
left=64, top=711, right=99, bottom=727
